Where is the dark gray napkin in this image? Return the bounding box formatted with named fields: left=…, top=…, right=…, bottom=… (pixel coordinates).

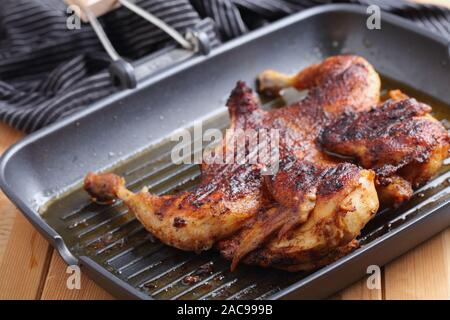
left=0, top=0, right=448, bottom=132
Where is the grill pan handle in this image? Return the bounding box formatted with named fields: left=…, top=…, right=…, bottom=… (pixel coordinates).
left=74, top=0, right=211, bottom=89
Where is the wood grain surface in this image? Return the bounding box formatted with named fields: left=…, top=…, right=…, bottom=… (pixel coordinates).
left=0, top=123, right=22, bottom=265
left=41, top=252, right=113, bottom=300
left=0, top=0, right=449, bottom=300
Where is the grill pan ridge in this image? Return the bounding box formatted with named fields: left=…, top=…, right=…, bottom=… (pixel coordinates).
left=0, top=4, right=449, bottom=299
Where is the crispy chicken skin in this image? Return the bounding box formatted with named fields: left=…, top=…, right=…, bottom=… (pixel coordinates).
left=85, top=84, right=269, bottom=252
left=216, top=56, right=382, bottom=269
left=319, top=98, right=450, bottom=207
left=84, top=55, right=448, bottom=271
left=219, top=169, right=377, bottom=271
left=85, top=164, right=264, bottom=252
left=258, top=55, right=380, bottom=113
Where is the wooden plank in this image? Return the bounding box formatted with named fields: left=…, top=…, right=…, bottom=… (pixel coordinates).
left=0, top=122, right=22, bottom=151
left=0, top=193, right=18, bottom=265
left=0, top=123, right=23, bottom=264
left=0, top=214, right=52, bottom=299
left=333, top=277, right=382, bottom=300
left=0, top=123, right=43, bottom=299
left=0, top=118, right=113, bottom=299
left=40, top=251, right=113, bottom=300
left=384, top=227, right=450, bottom=299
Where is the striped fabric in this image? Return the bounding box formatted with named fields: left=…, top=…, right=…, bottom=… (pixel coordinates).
left=0, top=0, right=448, bottom=132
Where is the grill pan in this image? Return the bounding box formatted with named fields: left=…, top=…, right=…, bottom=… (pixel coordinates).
left=1, top=4, right=450, bottom=300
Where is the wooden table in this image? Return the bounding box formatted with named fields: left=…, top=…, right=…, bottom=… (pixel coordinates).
left=1, top=0, right=450, bottom=300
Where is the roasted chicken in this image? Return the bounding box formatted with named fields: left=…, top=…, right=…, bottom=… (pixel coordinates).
left=84, top=55, right=449, bottom=271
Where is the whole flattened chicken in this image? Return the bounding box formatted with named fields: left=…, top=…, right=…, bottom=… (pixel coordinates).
left=84, top=55, right=449, bottom=271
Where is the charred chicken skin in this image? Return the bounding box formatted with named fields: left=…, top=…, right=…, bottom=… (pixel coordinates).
left=84, top=55, right=449, bottom=271
left=319, top=96, right=450, bottom=207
